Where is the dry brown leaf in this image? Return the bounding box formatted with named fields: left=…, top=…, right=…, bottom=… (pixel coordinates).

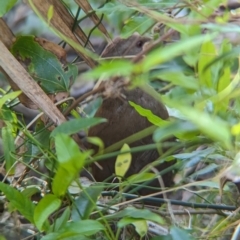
left=36, top=37, right=67, bottom=62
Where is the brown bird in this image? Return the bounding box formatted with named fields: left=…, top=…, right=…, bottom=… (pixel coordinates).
left=88, top=34, right=175, bottom=196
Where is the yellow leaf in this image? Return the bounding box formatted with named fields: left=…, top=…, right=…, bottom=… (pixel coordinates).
left=231, top=123, right=240, bottom=135
left=47, top=5, right=54, bottom=24
left=115, top=143, right=132, bottom=179
left=132, top=219, right=148, bottom=237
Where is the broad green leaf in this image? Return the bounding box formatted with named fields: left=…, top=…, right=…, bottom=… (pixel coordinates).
left=2, top=126, right=16, bottom=173
left=0, top=0, right=17, bottom=17
left=129, top=101, right=168, bottom=126
left=197, top=69, right=240, bottom=110
left=42, top=220, right=105, bottom=240
left=200, top=40, right=234, bottom=96
left=53, top=134, right=90, bottom=196
left=115, top=143, right=132, bottom=178
left=34, top=194, right=61, bottom=231
left=0, top=91, right=21, bottom=109
left=22, top=187, right=40, bottom=198
left=198, top=40, right=217, bottom=88
left=11, top=36, right=77, bottom=93
left=103, top=206, right=165, bottom=224
left=53, top=167, right=74, bottom=197
left=155, top=71, right=198, bottom=90
left=0, top=182, right=35, bottom=223
left=118, top=218, right=148, bottom=237
left=51, top=118, right=107, bottom=138
left=71, top=185, right=104, bottom=221
left=163, top=98, right=232, bottom=149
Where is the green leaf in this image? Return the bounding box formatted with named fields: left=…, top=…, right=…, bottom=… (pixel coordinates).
left=0, top=182, right=35, bottom=223
left=174, top=147, right=215, bottom=161
left=41, top=220, right=105, bottom=240
left=181, top=108, right=231, bottom=148
left=0, top=107, right=18, bottom=126
left=0, top=0, right=17, bottom=17
left=0, top=235, right=7, bottom=240
left=127, top=172, right=156, bottom=184
left=85, top=60, right=134, bottom=79
left=115, top=143, right=132, bottom=178
left=103, top=206, right=165, bottom=224
left=200, top=0, right=223, bottom=17
left=47, top=5, right=54, bottom=24
left=153, top=120, right=199, bottom=142
left=71, top=185, right=104, bottom=221
left=50, top=207, right=71, bottom=232
left=52, top=134, right=90, bottom=197
left=139, top=34, right=216, bottom=72
left=0, top=91, right=21, bottom=109
left=232, top=122, right=240, bottom=136
left=196, top=68, right=240, bottom=111
left=121, top=15, right=155, bottom=38
left=216, top=40, right=232, bottom=93
left=1, top=126, right=16, bottom=173
left=34, top=194, right=61, bottom=231
left=96, top=1, right=133, bottom=14
left=155, top=71, right=198, bottom=90
left=23, top=124, right=51, bottom=163
left=51, top=118, right=107, bottom=138
left=198, top=40, right=217, bottom=88
left=41, top=234, right=91, bottom=240
left=118, top=218, right=148, bottom=237
left=11, top=36, right=77, bottom=93
left=86, top=137, right=104, bottom=154
left=190, top=163, right=218, bottom=179
left=22, top=187, right=40, bottom=198
left=170, top=226, right=194, bottom=240
left=129, top=101, right=168, bottom=126
left=131, top=219, right=148, bottom=237
left=163, top=98, right=232, bottom=149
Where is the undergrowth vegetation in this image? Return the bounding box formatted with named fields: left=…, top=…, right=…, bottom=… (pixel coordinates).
left=0, top=0, right=240, bottom=239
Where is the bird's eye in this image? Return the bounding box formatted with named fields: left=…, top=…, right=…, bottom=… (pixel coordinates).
left=136, top=40, right=143, bottom=48
left=218, top=5, right=226, bottom=11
